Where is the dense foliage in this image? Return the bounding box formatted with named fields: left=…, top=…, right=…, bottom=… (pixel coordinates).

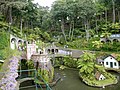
left=77, top=52, right=96, bottom=77
left=37, top=67, right=54, bottom=83
left=0, top=31, right=12, bottom=59
left=0, top=0, right=120, bottom=53
left=77, top=52, right=117, bottom=87
left=0, top=0, right=120, bottom=42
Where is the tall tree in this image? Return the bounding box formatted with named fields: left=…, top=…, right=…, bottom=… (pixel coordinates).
left=51, top=0, right=68, bottom=42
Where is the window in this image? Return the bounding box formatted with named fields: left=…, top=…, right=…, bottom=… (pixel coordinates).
left=114, top=62, right=117, bottom=66
left=55, top=49, right=58, bottom=53
left=52, top=49, right=54, bottom=54
left=47, top=49, right=50, bottom=53
left=106, top=62, right=108, bottom=65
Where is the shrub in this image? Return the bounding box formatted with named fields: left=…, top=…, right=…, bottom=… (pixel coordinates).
left=63, top=56, right=78, bottom=68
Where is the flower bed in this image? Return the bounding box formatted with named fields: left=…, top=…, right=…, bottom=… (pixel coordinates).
left=0, top=56, right=19, bottom=90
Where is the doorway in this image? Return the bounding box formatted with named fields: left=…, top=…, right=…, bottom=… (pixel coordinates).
left=110, top=62, right=113, bottom=68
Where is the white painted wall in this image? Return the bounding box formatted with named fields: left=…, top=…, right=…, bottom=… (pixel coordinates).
left=26, top=44, right=37, bottom=60
left=10, top=41, right=16, bottom=50
left=104, top=56, right=119, bottom=69
left=58, top=50, right=72, bottom=55
left=10, top=34, right=26, bottom=50
left=99, top=74, right=106, bottom=81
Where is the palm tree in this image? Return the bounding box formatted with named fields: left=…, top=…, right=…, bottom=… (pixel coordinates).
left=92, top=41, right=103, bottom=50
left=101, top=32, right=111, bottom=42
left=27, top=34, right=39, bottom=43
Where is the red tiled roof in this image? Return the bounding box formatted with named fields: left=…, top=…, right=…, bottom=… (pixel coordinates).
left=110, top=53, right=117, bottom=58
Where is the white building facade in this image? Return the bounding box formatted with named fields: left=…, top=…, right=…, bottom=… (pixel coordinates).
left=104, top=56, right=119, bottom=69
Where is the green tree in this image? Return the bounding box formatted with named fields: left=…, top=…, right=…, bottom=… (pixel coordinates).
left=51, top=0, right=68, bottom=42
left=77, top=52, right=96, bottom=76
left=101, top=32, right=111, bottom=42
left=92, top=41, right=103, bottom=50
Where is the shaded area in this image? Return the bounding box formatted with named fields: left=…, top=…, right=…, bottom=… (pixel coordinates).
left=18, top=68, right=120, bottom=90
left=52, top=68, right=120, bottom=90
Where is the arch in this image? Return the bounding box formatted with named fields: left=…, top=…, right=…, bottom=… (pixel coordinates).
left=106, top=40, right=111, bottom=43
left=51, top=49, right=54, bottom=54
left=24, top=41, right=27, bottom=45
left=47, top=49, right=50, bottom=53
left=28, top=41, right=30, bottom=44
left=18, top=40, right=22, bottom=44
left=11, top=38, right=17, bottom=49
left=55, top=49, right=58, bottom=53
left=11, top=38, right=16, bottom=43
left=113, top=39, right=119, bottom=42
left=101, top=41, right=105, bottom=43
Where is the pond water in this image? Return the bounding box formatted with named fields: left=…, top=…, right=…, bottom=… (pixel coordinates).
left=20, top=68, right=120, bottom=90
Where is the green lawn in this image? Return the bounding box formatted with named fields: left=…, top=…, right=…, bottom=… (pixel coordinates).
left=81, top=75, right=117, bottom=87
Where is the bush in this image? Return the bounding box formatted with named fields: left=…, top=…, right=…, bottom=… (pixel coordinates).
left=37, top=67, right=54, bottom=83
left=63, top=56, right=78, bottom=68
left=0, top=31, right=9, bottom=50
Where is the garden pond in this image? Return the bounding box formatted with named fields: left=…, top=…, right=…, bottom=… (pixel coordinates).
left=20, top=68, right=120, bottom=90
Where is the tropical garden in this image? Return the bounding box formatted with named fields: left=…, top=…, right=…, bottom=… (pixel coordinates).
left=0, top=0, right=120, bottom=54
left=0, top=0, right=120, bottom=89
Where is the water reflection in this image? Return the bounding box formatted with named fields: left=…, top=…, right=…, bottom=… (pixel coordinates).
left=20, top=68, right=120, bottom=90
left=52, top=68, right=120, bottom=90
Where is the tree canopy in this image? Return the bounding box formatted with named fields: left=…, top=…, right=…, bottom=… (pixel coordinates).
left=0, top=0, right=120, bottom=42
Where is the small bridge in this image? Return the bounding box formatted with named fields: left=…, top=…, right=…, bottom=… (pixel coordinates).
left=100, top=34, right=120, bottom=42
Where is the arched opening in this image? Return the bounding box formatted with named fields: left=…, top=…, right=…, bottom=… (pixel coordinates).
left=55, top=49, right=58, bottom=53
left=101, top=41, right=105, bottom=43
left=113, top=39, right=119, bottom=42
left=11, top=38, right=16, bottom=43
left=18, top=40, right=23, bottom=51
left=24, top=41, right=27, bottom=45
left=106, top=40, right=111, bottom=43
left=18, top=40, right=22, bottom=44
left=47, top=49, right=50, bottom=54
left=11, top=38, right=17, bottom=49
left=28, top=41, right=30, bottom=44
left=52, top=49, right=54, bottom=54
left=39, top=51, right=42, bottom=54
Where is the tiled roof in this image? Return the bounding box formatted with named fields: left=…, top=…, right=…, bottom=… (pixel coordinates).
left=110, top=53, right=117, bottom=58
left=95, top=71, right=101, bottom=80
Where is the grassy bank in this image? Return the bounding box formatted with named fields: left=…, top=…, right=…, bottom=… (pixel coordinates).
left=80, top=72, right=118, bottom=88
